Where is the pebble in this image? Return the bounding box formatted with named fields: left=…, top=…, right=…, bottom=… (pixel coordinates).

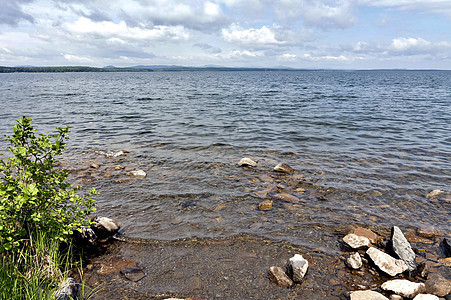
left=90, top=163, right=100, bottom=169
left=238, top=157, right=257, bottom=167
left=343, top=233, right=371, bottom=249
left=273, top=193, right=301, bottom=203
left=366, top=247, right=408, bottom=277
left=350, top=290, right=389, bottom=300
left=381, top=279, right=426, bottom=298
left=390, top=226, right=417, bottom=272
left=288, top=254, right=309, bottom=282
left=426, top=189, right=444, bottom=198
left=346, top=252, right=363, bottom=270
left=273, top=163, right=294, bottom=174
left=258, top=200, right=273, bottom=211
left=126, top=170, right=147, bottom=178
left=268, top=266, right=293, bottom=287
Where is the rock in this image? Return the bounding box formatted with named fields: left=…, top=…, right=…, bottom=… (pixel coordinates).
left=90, top=163, right=100, bottom=169
left=126, top=170, right=146, bottom=178
left=352, top=227, right=382, bottom=244
left=343, top=233, right=371, bottom=249
left=273, top=193, right=301, bottom=203
left=443, top=238, right=451, bottom=257
left=381, top=279, right=426, bottom=298
left=52, top=278, right=79, bottom=300
left=268, top=266, right=293, bottom=287
left=390, top=226, right=417, bottom=272
left=346, top=252, right=363, bottom=270
left=416, top=261, right=428, bottom=278
left=389, top=295, right=403, bottom=300
left=258, top=200, right=273, bottom=211
left=426, top=190, right=444, bottom=198
left=425, top=273, right=451, bottom=297
left=273, top=163, right=294, bottom=174
left=238, top=157, right=257, bottom=167
left=413, top=295, right=440, bottom=300
left=114, top=165, right=125, bottom=170
left=366, top=247, right=408, bottom=276
left=287, top=254, right=309, bottom=282
left=120, top=265, right=146, bottom=282
left=73, top=226, right=97, bottom=247
left=417, top=226, right=441, bottom=238
left=350, top=290, right=389, bottom=300
left=91, top=216, right=120, bottom=239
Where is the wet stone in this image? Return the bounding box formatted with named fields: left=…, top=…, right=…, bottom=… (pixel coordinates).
left=350, top=290, right=389, bottom=300
left=258, top=200, right=273, bottom=211
left=120, top=265, right=146, bottom=282
left=287, top=254, right=309, bottom=282
left=268, top=266, right=293, bottom=287
left=391, top=226, right=417, bottom=272
left=381, top=279, right=426, bottom=298
left=238, top=157, right=257, bottom=167
left=426, top=190, right=444, bottom=198
left=425, top=273, right=451, bottom=297
left=417, top=226, right=441, bottom=238
left=352, top=227, right=382, bottom=244
left=273, top=163, right=294, bottom=174
left=346, top=252, right=363, bottom=270
left=91, top=216, right=120, bottom=239
left=343, top=233, right=371, bottom=249
left=366, top=247, right=408, bottom=277
left=90, top=163, right=101, bottom=169
left=273, top=193, right=301, bottom=203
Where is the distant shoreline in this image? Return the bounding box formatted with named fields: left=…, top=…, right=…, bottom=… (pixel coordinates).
left=1, top=65, right=450, bottom=73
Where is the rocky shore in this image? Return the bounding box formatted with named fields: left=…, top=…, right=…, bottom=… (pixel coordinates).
left=55, top=152, right=449, bottom=299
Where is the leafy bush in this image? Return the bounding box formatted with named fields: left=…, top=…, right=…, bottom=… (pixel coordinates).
left=0, top=117, right=97, bottom=253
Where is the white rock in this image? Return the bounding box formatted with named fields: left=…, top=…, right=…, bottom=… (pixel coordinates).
left=288, top=254, right=309, bottom=282
left=268, top=266, right=293, bottom=287
left=343, top=233, right=371, bottom=249
left=366, top=247, right=408, bottom=277
left=350, top=290, right=389, bottom=300
left=346, top=252, right=363, bottom=269
left=413, top=294, right=439, bottom=300
left=273, top=163, right=294, bottom=173
left=426, top=189, right=444, bottom=198
left=391, top=226, right=417, bottom=272
left=126, top=170, right=147, bottom=178
left=237, top=157, right=257, bottom=167
left=381, top=279, right=426, bottom=298
left=389, top=295, right=403, bottom=300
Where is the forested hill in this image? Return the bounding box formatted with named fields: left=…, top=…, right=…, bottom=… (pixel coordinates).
left=0, top=66, right=151, bottom=73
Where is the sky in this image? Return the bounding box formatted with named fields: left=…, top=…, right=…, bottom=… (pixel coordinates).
left=0, top=0, right=451, bottom=69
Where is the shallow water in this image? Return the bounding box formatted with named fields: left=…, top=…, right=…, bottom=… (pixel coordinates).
left=0, top=71, right=450, bottom=298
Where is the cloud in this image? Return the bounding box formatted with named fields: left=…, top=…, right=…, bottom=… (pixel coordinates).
left=194, top=43, right=222, bottom=54
left=0, top=0, right=34, bottom=26
left=358, top=0, right=451, bottom=17
left=63, top=53, right=93, bottom=63
left=222, top=24, right=291, bottom=48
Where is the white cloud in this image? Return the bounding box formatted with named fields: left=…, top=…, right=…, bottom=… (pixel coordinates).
left=390, top=37, right=431, bottom=52
left=63, top=53, right=93, bottom=62
left=358, top=0, right=451, bottom=16
left=303, top=53, right=349, bottom=61
left=222, top=24, right=288, bottom=47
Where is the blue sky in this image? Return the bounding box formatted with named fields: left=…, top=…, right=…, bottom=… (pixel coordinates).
left=1, top=0, right=450, bottom=69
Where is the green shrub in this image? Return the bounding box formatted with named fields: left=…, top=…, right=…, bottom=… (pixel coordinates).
left=0, top=116, right=97, bottom=253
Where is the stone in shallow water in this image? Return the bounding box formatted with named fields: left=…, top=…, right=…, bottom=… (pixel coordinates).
left=343, top=233, right=371, bottom=249
left=268, top=266, right=293, bottom=287
left=238, top=157, right=257, bottom=167
left=346, top=252, right=363, bottom=270
left=287, top=254, right=308, bottom=282
left=352, top=227, right=382, bottom=244
left=381, top=279, right=426, bottom=298
left=258, top=200, right=273, bottom=211
left=273, top=163, right=294, bottom=174
left=366, top=247, right=408, bottom=277
left=91, top=216, right=120, bottom=239
left=425, top=273, right=451, bottom=297
left=126, top=169, right=147, bottom=178
left=120, top=265, right=146, bottom=282
left=390, top=226, right=417, bottom=272
left=350, top=290, right=389, bottom=300
left=273, top=193, right=301, bottom=203
left=426, top=189, right=444, bottom=198
left=417, top=225, right=441, bottom=238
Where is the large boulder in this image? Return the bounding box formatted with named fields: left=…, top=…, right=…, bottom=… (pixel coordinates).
left=390, top=226, right=417, bottom=272
left=381, top=279, right=426, bottom=298
left=366, top=247, right=408, bottom=276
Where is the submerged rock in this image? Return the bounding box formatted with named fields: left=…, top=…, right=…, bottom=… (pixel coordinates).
left=258, top=200, right=273, bottom=211
left=366, top=247, right=408, bottom=276
left=352, top=227, right=382, bottom=244
left=268, top=266, right=293, bottom=287
left=287, top=254, right=309, bottom=282
left=425, top=273, right=451, bottom=297
left=91, top=216, right=120, bottom=239
left=273, top=193, right=301, bottom=203
left=390, top=226, right=417, bottom=272
left=346, top=252, right=363, bottom=270
left=238, top=157, right=257, bottom=167
left=126, top=170, right=147, bottom=178
left=350, top=290, right=389, bottom=300
left=343, top=233, right=371, bottom=249
left=381, top=279, right=426, bottom=298
left=273, top=163, right=294, bottom=174
left=120, top=265, right=146, bottom=282
left=417, top=225, right=441, bottom=238
left=426, top=189, right=444, bottom=198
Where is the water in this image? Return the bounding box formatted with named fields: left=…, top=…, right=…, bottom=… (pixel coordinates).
left=0, top=71, right=450, bottom=298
